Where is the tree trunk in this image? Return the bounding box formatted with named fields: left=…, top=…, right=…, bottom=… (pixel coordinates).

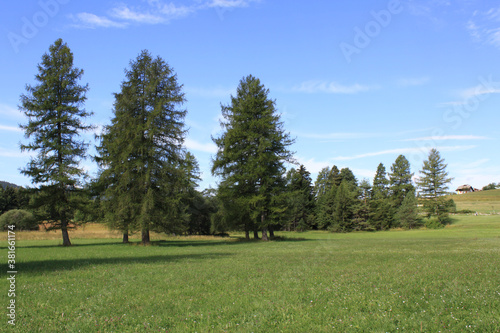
left=261, top=211, right=269, bottom=241
left=141, top=229, right=150, bottom=245
left=253, top=228, right=259, bottom=239
left=122, top=232, right=129, bottom=243
left=245, top=229, right=249, bottom=240
left=269, top=226, right=275, bottom=239
left=61, top=211, right=71, bottom=246
left=61, top=227, right=71, bottom=246
left=261, top=228, right=269, bottom=241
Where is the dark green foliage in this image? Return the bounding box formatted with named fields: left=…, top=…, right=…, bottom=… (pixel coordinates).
left=181, top=156, right=214, bottom=235
left=455, top=209, right=475, bottom=215
left=0, top=181, right=20, bottom=189
left=0, top=186, right=30, bottom=215
left=389, top=155, right=415, bottom=207
left=96, top=50, right=188, bottom=244
left=482, top=183, right=499, bottom=191
left=212, top=75, right=294, bottom=240
left=19, top=39, right=92, bottom=246
left=330, top=180, right=358, bottom=232
left=369, top=163, right=392, bottom=230
left=372, top=163, right=389, bottom=199
left=283, top=165, right=315, bottom=231
left=369, top=196, right=393, bottom=230
left=313, top=165, right=341, bottom=230
left=395, top=191, right=422, bottom=229
left=339, top=167, right=357, bottom=186
left=186, top=190, right=216, bottom=235
left=425, top=217, right=445, bottom=229
left=0, top=209, right=39, bottom=231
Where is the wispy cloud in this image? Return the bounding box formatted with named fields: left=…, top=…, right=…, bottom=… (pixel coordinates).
left=292, top=80, right=377, bottom=94
left=439, top=77, right=500, bottom=107
left=403, top=135, right=488, bottom=142
left=294, top=131, right=381, bottom=141
left=69, top=13, right=128, bottom=29
left=70, top=0, right=259, bottom=29
left=332, top=145, right=477, bottom=161
left=467, top=7, right=500, bottom=49
left=0, top=104, right=23, bottom=119
left=0, top=148, right=29, bottom=158
left=207, top=0, right=255, bottom=8
left=0, top=124, right=22, bottom=132
left=294, top=128, right=431, bottom=142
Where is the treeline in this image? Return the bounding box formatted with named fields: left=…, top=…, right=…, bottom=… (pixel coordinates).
left=7, top=39, right=455, bottom=245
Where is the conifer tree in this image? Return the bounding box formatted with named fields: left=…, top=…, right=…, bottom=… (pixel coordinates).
left=416, top=149, right=454, bottom=222
left=395, top=190, right=421, bottom=229
left=96, top=50, right=187, bottom=244
left=19, top=39, right=92, bottom=246
left=389, top=155, right=415, bottom=207
left=331, top=180, right=357, bottom=232
left=372, top=163, right=389, bottom=199
left=212, top=75, right=294, bottom=240
left=284, top=165, right=314, bottom=231
left=369, top=163, right=392, bottom=230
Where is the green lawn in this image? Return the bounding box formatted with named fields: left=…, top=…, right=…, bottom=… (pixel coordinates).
left=1, top=216, right=499, bottom=332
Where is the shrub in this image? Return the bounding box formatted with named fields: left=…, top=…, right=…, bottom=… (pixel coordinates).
left=0, top=209, right=39, bottom=231
left=455, top=209, right=475, bottom=215
left=425, top=217, right=444, bottom=229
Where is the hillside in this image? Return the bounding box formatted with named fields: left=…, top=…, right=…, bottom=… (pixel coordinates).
left=448, top=189, right=500, bottom=214
left=0, top=180, right=20, bottom=189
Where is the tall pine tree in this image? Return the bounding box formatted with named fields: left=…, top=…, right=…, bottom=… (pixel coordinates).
left=212, top=75, right=294, bottom=240
left=416, top=149, right=454, bottom=222
left=96, top=50, right=187, bottom=244
left=389, top=155, right=415, bottom=206
left=19, top=39, right=92, bottom=246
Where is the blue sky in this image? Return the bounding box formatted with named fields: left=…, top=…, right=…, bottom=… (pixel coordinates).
left=1, top=0, right=499, bottom=191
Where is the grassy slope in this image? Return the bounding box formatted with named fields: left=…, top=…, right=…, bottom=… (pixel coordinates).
left=2, top=216, right=500, bottom=332
left=449, top=189, right=500, bottom=214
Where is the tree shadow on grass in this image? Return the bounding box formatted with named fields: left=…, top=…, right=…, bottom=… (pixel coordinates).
left=152, top=236, right=311, bottom=247
left=9, top=252, right=234, bottom=275
left=12, top=240, right=124, bottom=249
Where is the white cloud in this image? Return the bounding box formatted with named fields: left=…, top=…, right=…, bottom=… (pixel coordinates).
left=293, top=131, right=380, bottom=141
left=110, top=6, right=167, bottom=24
left=0, top=148, right=30, bottom=158
left=293, top=80, right=377, bottom=94
left=440, top=77, right=500, bottom=107
left=70, top=0, right=259, bottom=29
left=70, top=13, right=128, bottom=29
left=0, top=124, right=22, bottom=132
left=467, top=8, right=500, bottom=49
left=403, top=135, right=488, bottom=142
left=332, top=145, right=477, bottom=161
left=207, top=0, right=254, bottom=8
left=0, top=104, right=23, bottom=119
left=185, top=138, right=217, bottom=154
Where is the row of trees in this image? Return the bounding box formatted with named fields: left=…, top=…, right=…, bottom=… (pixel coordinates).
left=15, top=39, right=456, bottom=246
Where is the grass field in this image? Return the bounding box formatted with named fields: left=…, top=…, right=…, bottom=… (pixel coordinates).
left=450, top=189, right=500, bottom=214
left=2, top=214, right=500, bottom=332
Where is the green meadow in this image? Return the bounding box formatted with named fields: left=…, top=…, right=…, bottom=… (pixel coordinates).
left=451, top=189, right=500, bottom=214
left=1, top=194, right=500, bottom=332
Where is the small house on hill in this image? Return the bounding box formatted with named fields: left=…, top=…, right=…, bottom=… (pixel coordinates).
left=455, top=184, right=477, bottom=194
